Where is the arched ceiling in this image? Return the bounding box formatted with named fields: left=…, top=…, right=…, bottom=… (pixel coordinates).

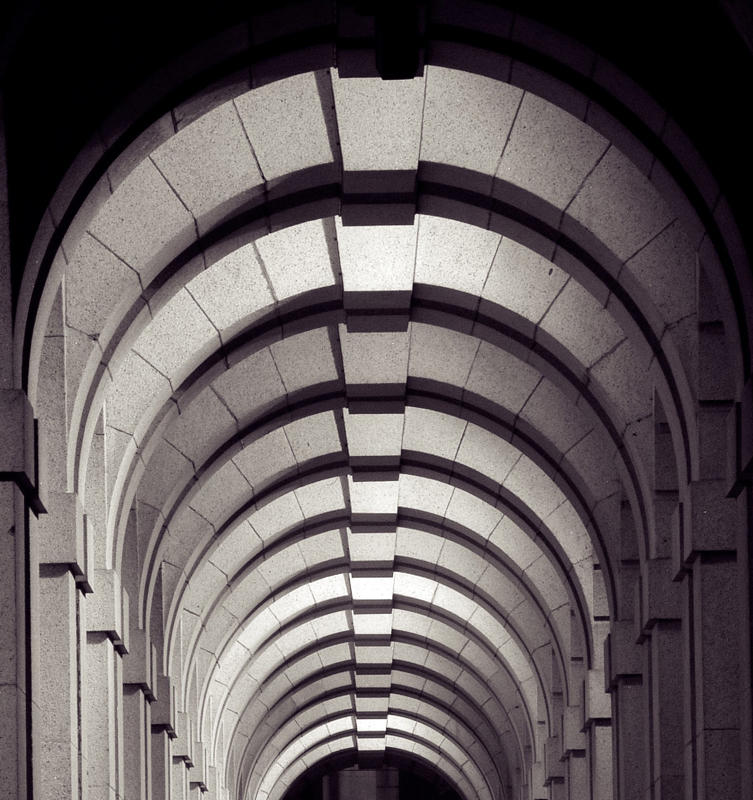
left=15, top=4, right=751, bottom=797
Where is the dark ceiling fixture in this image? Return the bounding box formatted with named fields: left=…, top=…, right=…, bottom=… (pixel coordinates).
left=374, top=0, right=424, bottom=79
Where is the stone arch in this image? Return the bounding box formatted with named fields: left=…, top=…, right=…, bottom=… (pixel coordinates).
left=4, top=5, right=750, bottom=800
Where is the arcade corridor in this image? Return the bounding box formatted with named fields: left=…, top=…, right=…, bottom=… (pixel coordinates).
left=1, top=2, right=752, bottom=798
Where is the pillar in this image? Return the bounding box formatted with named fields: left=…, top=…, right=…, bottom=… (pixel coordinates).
left=0, top=392, right=45, bottom=798
left=152, top=728, right=172, bottom=800
left=582, top=668, right=612, bottom=800
left=172, top=756, right=190, bottom=800
left=736, top=481, right=753, bottom=800
left=86, top=568, right=129, bottom=799
left=726, top=377, right=753, bottom=800
left=36, top=566, right=80, bottom=798
left=636, top=557, right=685, bottom=799
left=686, top=553, right=739, bottom=800
left=675, top=439, right=741, bottom=798
left=647, top=621, right=684, bottom=798
left=560, top=705, right=588, bottom=800
left=678, top=273, right=745, bottom=800
left=0, top=483, right=31, bottom=800
left=173, top=708, right=195, bottom=785
left=0, top=104, right=28, bottom=798
left=35, top=489, right=93, bottom=799
left=589, top=723, right=612, bottom=800
left=605, top=622, right=645, bottom=800
left=152, top=675, right=177, bottom=799
left=123, top=624, right=159, bottom=800
left=123, top=686, right=152, bottom=800
left=0, top=118, right=44, bottom=785
left=86, top=632, right=123, bottom=799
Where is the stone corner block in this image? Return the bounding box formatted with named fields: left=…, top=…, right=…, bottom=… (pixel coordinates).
left=636, top=558, right=682, bottom=637
left=122, top=626, right=154, bottom=693
left=561, top=706, right=586, bottom=754
left=0, top=389, right=45, bottom=514
left=604, top=620, right=642, bottom=689
left=189, top=741, right=207, bottom=788
left=583, top=669, right=611, bottom=726
left=37, top=492, right=92, bottom=589
left=679, top=480, right=738, bottom=563
left=544, top=736, right=565, bottom=778
left=87, top=568, right=128, bottom=651
left=726, top=378, right=753, bottom=496
left=173, top=710, right=194, bottom=764
left=152, top=674, right=177, bottom=736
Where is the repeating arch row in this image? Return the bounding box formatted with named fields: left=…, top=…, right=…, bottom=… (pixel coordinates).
left=11, top=6, right=750, bottom=800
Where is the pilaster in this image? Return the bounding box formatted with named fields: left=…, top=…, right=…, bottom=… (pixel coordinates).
left=605, top=621, right=644, bottom=800
left=85, top=632, right=123, bottom=800
left=123, top=684, right=151, bottom=800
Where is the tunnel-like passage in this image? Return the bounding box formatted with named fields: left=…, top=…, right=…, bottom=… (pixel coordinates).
left=1, top=4, right=751, bottom=800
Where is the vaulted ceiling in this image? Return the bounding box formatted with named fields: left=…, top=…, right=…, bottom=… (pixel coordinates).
left=6, top=2, right=753, bottom=799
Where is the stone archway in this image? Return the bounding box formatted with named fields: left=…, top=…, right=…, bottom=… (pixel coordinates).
left=1, top=4, right=752, bottom=800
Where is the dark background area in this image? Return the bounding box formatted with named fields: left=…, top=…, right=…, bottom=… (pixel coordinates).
left=1, top=0, right=751, bottom=304
left=281, top=762, right=463, bottom=800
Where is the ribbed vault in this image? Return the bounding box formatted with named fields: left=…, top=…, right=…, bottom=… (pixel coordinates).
left=15, top=4, right=751, bottom=800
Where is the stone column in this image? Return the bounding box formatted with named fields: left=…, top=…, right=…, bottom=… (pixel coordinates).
left=679, top=303, right=745, bottom=799
left=190, top=739, right=208, bottom=794
left=612, top=680, right=644, bottom=800
left=737, top=483, right=753, bottom=800
left=86, top=569, right=129, bottom=799
left=559, top=703, right=588, bottom=800
left=0, top=104, right=11, bottom=390
left=589, top=722, right=612, bottom=800
left=544, top=734, right=565, bottom=796
left=686, top=554, right=739, bottom=800
left=635, top=557, right=685, bottom=799
left=85, top=632, right=123, bottom=799
left=646, top=620, right=684, bottom=798
left=605, top=621, right=644, bottom=800
left=152, top=728, right=172, bottom=800
left=726, top=379, right=753, bottom=800
left=173, top=708, right=195, bottom=794
left=35, top=491, right=93, bottom=800
left=0, top=98, right=54, bottom=800
left=37, top=565, right=80, bottom=798
left=564, top=752, right=588, bottom=800
left=582, top=668, right=611, bottom=800
left=674, top=471, right=741, bottom=800
left=0, top=483, right=31, bottom=800
left=123, top=685, right=151, bottom=800
left=151, top=675, right=177, bottom=800
left=0, top=389, right=45, bottom=799
left=172, top=755, right=190, bottom=800
left=0, top=116, right=27, bottom=798
left=122, top=625, right=158, bottom=800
